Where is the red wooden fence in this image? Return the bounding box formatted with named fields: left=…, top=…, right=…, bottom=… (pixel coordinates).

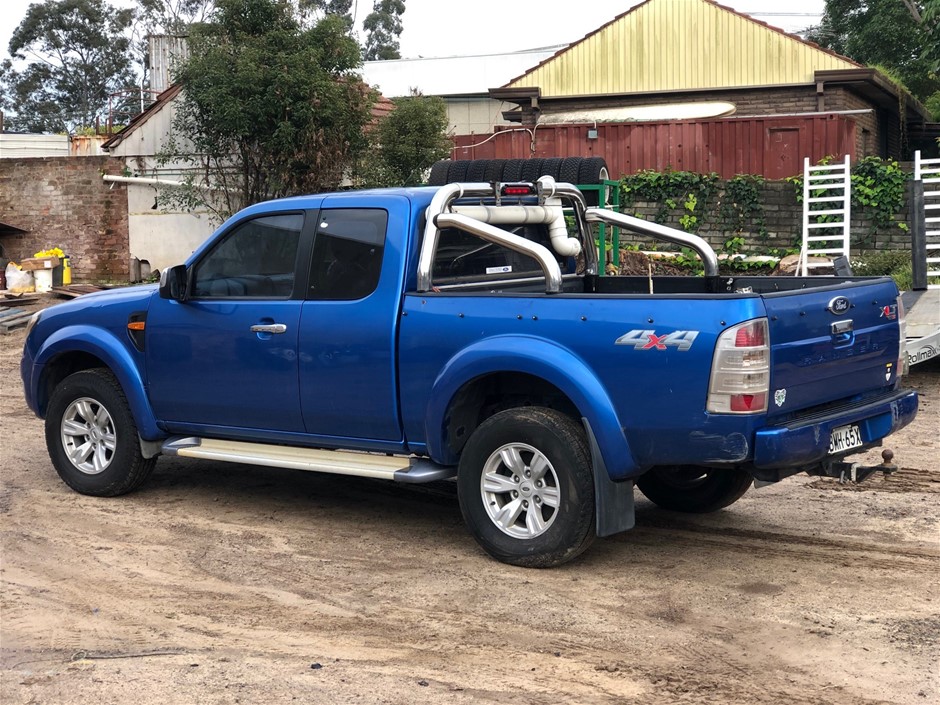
left=451, top=114, right=857, bottom=180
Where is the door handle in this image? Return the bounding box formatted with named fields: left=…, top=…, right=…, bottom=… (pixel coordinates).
left=250, top=323, right=287, bottom=334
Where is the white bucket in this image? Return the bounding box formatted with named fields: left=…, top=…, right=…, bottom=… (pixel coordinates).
left=34, top=268, right=53, bottom=293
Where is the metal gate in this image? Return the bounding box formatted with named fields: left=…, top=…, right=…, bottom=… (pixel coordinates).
left=912, top=150, right=940, bottom=290
left=799, top=155, right=851, bottom=276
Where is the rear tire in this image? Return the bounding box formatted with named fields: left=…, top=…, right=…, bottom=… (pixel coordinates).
left=457, top=407, right=596, bottom=567
left=636, top=466, right=752, bottom=513
left=45, top=369, right=156, bottom=497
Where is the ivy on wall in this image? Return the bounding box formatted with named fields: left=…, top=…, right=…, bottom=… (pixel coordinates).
left=622, top=157, right=910, bottom=252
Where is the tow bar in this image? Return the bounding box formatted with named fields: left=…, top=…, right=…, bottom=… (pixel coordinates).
left=815, top=449, right=898, bottom=484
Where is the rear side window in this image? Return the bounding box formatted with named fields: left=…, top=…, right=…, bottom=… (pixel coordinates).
left=191, top=213, right=303, bottom=298
left=308, top=209, right=387, bottom=300
left=432, top=224, right=564, bottom=283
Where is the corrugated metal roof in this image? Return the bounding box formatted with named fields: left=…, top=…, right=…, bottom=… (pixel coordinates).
left=361, top=46, right=564, bottom=98
left=505, top=0, right=859, bottom=97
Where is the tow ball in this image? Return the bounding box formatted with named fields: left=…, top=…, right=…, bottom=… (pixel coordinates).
left=819, top=449, right=898, bottom=484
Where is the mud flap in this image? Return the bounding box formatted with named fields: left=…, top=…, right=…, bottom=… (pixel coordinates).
left=582, top=418, right=635, bottom=537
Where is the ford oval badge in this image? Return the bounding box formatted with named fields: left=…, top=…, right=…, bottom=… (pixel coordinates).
left=827, top=296, right=851, bottom=315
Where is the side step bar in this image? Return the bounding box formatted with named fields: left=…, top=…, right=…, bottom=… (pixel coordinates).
left=161, top=437, right=456, bottom=484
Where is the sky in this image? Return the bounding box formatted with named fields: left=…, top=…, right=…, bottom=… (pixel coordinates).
left=1, top=0, right=826, bottom=63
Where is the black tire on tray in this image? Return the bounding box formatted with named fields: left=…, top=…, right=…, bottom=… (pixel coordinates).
left=502, top=159, right=526, bottom=182
left=447, top=160, right=471, bottom=182
left=466, top=159, right=490, bottom=182
left=428, top=160, right=450, bottom=186
left=578, top=157, right=610, bottom=205
left=559, top=156, right=584, bottom=185
left=540, top=157, right=564, bottom=180
left=520, top=158, right=545, bottom=182
left=484, top=159, right=506, bottom=182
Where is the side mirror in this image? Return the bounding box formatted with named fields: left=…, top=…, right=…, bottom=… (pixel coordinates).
left=159, top=264, right=190, bottom=301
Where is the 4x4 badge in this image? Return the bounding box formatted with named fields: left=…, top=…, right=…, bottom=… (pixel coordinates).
left=774, top=389, right=787, bottom=407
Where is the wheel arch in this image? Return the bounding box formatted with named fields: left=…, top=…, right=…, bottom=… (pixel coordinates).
left=32, top=325, right=161, bottom=440
left=424, top=336, right=639, bottom=480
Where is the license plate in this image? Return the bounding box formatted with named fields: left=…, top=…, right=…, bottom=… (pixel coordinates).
left=828, top=424, right=863, bottom=455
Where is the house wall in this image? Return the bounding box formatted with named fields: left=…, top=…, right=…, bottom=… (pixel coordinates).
left=516, top=84, right=891, bottom=159
left=0, top=156, right=129, bottom=282
left=445, top=97, right=514, bottom=135
left=453, top=114, right=858, bottom=180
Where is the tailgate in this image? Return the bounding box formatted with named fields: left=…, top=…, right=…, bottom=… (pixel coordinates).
left=762, top=278, right=901, bottom=418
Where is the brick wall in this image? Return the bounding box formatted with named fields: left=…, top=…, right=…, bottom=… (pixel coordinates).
left=618, top=180, right=914, bottom=254
left=0, top=156, right=129, bottom=282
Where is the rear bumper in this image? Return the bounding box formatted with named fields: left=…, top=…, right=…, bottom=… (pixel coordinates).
left=752, top=389, right=918, bottom=470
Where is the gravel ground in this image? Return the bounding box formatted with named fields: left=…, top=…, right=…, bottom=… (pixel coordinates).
left=1, top=295, right=938, bottom=705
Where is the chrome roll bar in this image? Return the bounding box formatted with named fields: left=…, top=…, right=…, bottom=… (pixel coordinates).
left=584, top=208, right=720, bottom=277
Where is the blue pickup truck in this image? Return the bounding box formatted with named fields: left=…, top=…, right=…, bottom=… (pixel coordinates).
left=21, top=176, right=918, bottom=566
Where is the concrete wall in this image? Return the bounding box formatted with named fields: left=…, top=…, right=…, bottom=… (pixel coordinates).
left=124, top=175, right=216, bottom=274
left=0, top=156, right=130, bottom=282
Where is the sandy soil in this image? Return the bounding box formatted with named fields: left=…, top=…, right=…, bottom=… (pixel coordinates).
left=1, top=297, right=938, bottom=705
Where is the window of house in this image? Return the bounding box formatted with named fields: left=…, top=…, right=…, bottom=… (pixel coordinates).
left=191, top=213, right=303, bottom=298
left=308, top=209, right=388, bottom=301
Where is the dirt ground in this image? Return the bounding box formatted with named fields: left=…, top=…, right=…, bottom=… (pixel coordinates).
left=1, top=296, right=938, bottom=705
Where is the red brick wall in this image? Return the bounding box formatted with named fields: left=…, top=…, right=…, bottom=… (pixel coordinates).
left=0, top=156, right=129, bottom=282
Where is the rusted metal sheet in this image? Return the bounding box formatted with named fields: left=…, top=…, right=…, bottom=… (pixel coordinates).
left=505, top=0, right=858, bottom=97
left=69, top=135, right=109, bottom=156
left=451, top=115, right=857, bottom=180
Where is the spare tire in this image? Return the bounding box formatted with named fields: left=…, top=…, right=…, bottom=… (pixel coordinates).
left=559, top=157, right=584, bottom=185
left=428, top=160, right=450, bottom=186
left=484, top=159, right=506, bottom=182
left=502, top=159, right=526, bottom=182
left=466, top=159, right=490, bottom=182
left=541, top=157, right=564, bottom=180
left=578, top=157, right=610, bottom=205
left=447, top=160, right=471, bottom=182
left=520, top=158, right=545, bottom=182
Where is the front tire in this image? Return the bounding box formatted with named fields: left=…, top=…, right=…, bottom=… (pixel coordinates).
left=45, top=369, right=156, bottom=497
left=635, top=465, right=752, bottom=513
left=457, top=407, right=595, bottom=567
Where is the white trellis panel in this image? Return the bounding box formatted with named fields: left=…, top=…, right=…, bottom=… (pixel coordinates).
left=799, top=154, right=851, bottom=276
left=915, top=150, right=940, bottom=289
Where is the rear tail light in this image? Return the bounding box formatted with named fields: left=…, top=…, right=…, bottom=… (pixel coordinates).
left=897, top=294, right=908, bottom=377
left=707, top=318, right=770, bottom=414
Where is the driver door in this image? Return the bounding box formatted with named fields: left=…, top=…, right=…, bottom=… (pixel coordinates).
left=147, top=212, right=308, bottom=433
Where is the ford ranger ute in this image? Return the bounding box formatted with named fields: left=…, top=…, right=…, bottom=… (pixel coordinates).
left=21, top=175, right=918, bottom=567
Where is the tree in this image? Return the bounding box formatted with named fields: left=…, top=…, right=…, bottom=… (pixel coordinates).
left=299, top=0, right=355, bottom=30
left=161, top=0, right=374, bottom=219
left=2, top=0, right=137, bottom=133
left=138, top=0, right=216, bottom=34
left=363, top=0, right=405, bottom=61
left=358, top=91, right=451, bottom=186
left=807, top=0, right=940, bottom=102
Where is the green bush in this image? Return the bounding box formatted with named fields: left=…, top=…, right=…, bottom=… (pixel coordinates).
left=851, top=250, right=912, bottom=290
